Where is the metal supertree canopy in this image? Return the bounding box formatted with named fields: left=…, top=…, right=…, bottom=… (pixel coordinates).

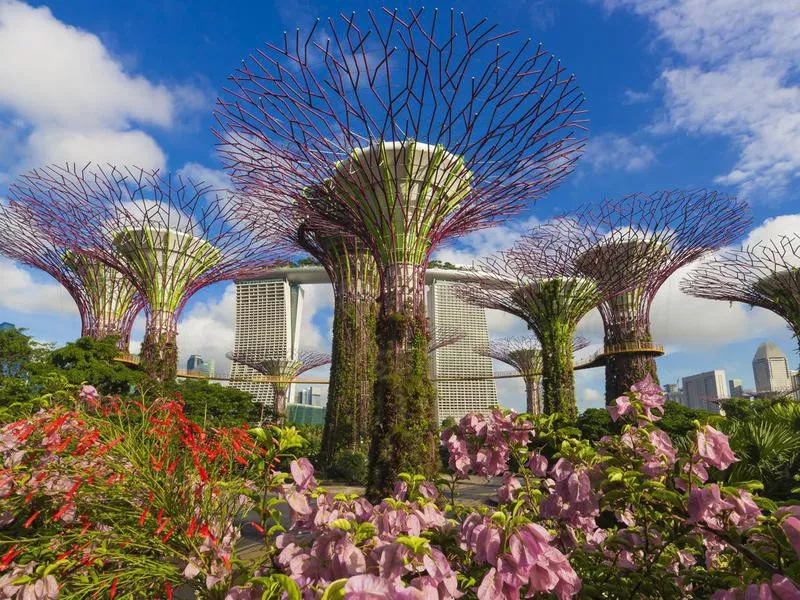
left=681, top=234, right=800, bottom=357
left=476, top=335, right=588, bottom=415
left=215, top=7, right=587, bottom=310
left=428, top=326, right=466, bottom=354
left=9, top=163, right=288, bottom=385
left=0, top=200, right=143, bottom=350
left=572, top=190, right=750, bottom=401
left=461, top=220, right=630, bottom=419
left=227, top=349, right=331, bottom=423
left=216, top=7, right=587, bottom=497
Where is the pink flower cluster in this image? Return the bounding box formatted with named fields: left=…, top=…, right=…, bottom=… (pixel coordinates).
left=460, top=515, right=580, bottom=599
left=711, top=575, right=800, bottom=599
left=440, top=409, right=531, bottom=477
left=539, top=458, right=600, bottom=534
left=688, top=484, right=760, bottom=532
left=608, top=374, right=665, bottom=423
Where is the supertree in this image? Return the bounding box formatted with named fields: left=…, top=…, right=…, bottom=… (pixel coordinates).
left=477, top=336, right=588, bottom=414
left=461, top=220, right=630, bottom=420
left=9, top=164, right=287, bottom=388
left=291, top=212, right=380, bottom=472
left=227, top=350, right=331, bottom=424
left=0, top=200, right=143, bottom=350
left=428, top=327, right=466, bottom=354
left=573, top=190, right=749, bottom=402
left=215, top=7, right=587, bottom=497
left=681, top=234, right=800, bottom=363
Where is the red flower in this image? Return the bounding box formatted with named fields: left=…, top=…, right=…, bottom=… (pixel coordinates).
left=138, top=509, right=148, bottom=526
left=52, top=503, right=73, bottom=521
left=109, top=577, right=118, bottom=598
left=23, top=510, right=41, bottom=528
left=0, top=544, right=21, bottom=568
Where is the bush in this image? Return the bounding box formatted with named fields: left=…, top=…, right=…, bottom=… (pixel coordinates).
left=330, top=449, right=368, bottom=484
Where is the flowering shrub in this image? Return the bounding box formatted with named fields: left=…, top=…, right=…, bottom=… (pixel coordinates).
left=0, top=376, right=798, bottom=598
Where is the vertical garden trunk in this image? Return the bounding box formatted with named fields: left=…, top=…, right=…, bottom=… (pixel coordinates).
left=539, top=322, right=578, bottom=421
left=272, top=386, right=289, bottom=423
left=523, top=375, right=541, bottom=415
left=320, top=293, right=378, bottom=472
left=139, top=311, right=178, bottom=394
left=366, top=263, right=438, bottom=501
left=603, top=319, right=659, bottom=403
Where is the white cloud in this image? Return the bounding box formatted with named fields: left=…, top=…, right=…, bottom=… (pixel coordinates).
left=0, top=1, right=202, bottom=178
left=0, top=257, right=77, bottom=315
left=176, top=163, right=232, bottom=193
left=599, top=0, right=800, bottom=197
left=583, top=133, right=656, bottom=173
left=432, top=215, right=540, bottom=266
left=21, top=128, right=165, bottom=171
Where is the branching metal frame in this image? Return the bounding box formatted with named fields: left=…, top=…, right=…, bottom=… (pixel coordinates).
left=428, top=326, right=466, bottom=354
left=572, top=190, right=750, bottom=399
left=227, top=349, right=331, bottom=423
left=10, top=164, right=288, bottom=382
left=215, top=7, right=587, bottom=315
left=681, top=234, right=800, bottom=359
left=476, top=335, right=588, bottom=414
left=0, top=200, right=143, bottom=350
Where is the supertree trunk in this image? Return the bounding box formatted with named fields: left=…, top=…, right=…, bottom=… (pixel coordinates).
left=523, top=375, right=541, bottom=415
left=367, top=263, right=439, bottom=501
left=539, top=320, right=578, bottom=421
left=271, top=384, right=289, bottom=423
left=604, top=327, right=659, bottom=402
left=140, top=310, right=179, bottom=390
left=320, top=290, right=379, bottom=472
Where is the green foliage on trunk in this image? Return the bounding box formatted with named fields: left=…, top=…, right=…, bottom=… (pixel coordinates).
left=366, top=311, right=438, bottom=501
left=539, top=320, right=578, bottom=421
left=139, top=328, right=178, bottom=394
left=320, top=295, right=378, bottom=473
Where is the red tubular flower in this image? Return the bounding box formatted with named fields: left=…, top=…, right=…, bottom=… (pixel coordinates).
left=166, top=458, right=180, bottom=475
left=155, top=519, right=170, bottom=536
left=23, top=511, right=41, bottom=528
left=138, top=509, right=148, bottom=527
left=187, top=516, right=197, bottom=537
left=52, top=503, right=73, bottom=521
left=0, top=544, right=21, bottom=568
left=109, top=577, right=118, bottom=598
left=51, top=436, right=73, bottom=453
left=165, top=582, right=173, bottom=599
left=251, top=522, right=265, bottom=535
left=161, top=526, right=177, bottom=542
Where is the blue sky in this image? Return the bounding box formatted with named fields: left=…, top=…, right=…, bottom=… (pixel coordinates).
left=1, top=0, right=799, bottom=412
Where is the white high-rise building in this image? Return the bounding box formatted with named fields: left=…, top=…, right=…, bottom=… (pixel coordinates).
left=231, top=279, right=304, bottom=406
left=428, top=279, right=498, bottom=422
left=728, top=378, right=743, bottom=397
left=681, top=370, right=727, bottom=413
left=752, top=342, right=793, bottom=395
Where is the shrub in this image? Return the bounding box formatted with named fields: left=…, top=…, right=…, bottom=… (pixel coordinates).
left=330, top=449, right=368, bottom=484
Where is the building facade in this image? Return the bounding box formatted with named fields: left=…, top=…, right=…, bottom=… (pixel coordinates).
left=230, top=279, right=304, bottom=406
left=663, top=383, right=682, bottom=404
left=427, top=278, right=498, bottom=422
left=681, top=370, right=727, bottom=413
left=752, top=342, right=793, bottom=395
left=728, top=378, right=744, bottom=397
left=295, top=385, right=323, bottom=407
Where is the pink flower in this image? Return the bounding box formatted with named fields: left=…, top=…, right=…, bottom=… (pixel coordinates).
left=342, top=574, right=394, bottom=598
left=527, top=453, right=548, bottom=477
left=771, top=575, right=800, bottom=600
left=688, top=484, right=731, bottom=531
left=696, top=425, right=738, bottom=471
left=781, top=516, right=800, bottom=559
left=608, top=395, right=632, bottom=422
left=290, top=458, right=317, bottom=491
left=79, top=384, right=98, bottom=402
left=497, top=472, right=521, bottom=503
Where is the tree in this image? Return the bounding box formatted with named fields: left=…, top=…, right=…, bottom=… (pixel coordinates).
left=170, top=379, right=259, bottom=428
left=0, top=326, right=47, bottom=380
left=43, top=336, right=141, bottom=396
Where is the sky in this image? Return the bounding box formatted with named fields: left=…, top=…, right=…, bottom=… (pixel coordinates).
left=1, top=0, right=800, bottom=413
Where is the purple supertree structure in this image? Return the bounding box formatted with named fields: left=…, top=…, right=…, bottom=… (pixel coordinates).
left=215, top=7, right=587, bottom=497
left=0, top=200, right=143, bottom=350
left=681, top=235, right=800, bottom=363
left=477, top=336, right=588, bottom=415
left=573, top=191, right=750, bottom=402
left=461, top=220, right=631, bottom=420
left=10, top=164, right=287, bottom=389
left=227, top=349, right=331, bottom=424
left=428, top=327, right=466, bottom=354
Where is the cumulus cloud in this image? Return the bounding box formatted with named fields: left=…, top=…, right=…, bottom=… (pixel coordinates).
left=176, top=163, right=232, bottom=194
left=583, top=133, right=656, bottom=173
left=598, top=0, right=800, bottom=197
left=0, top=1, right=201, bottom=177
left=0, top=257, right=78, bottom=315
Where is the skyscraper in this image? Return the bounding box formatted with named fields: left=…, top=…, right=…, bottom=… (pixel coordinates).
left=681, top=370, right=727, bottom=413
left=728, top=378, right=743, bottom=397
left=428, top=279, right=498, bottom=422
left=187, top=355, right=204, bottom=372
left=752, top=342, right=792, bottom=395
left=230, top=279, right=304, bottom=406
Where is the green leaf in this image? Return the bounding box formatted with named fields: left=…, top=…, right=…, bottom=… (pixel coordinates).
left=321, top=579, right=348, bottom=600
